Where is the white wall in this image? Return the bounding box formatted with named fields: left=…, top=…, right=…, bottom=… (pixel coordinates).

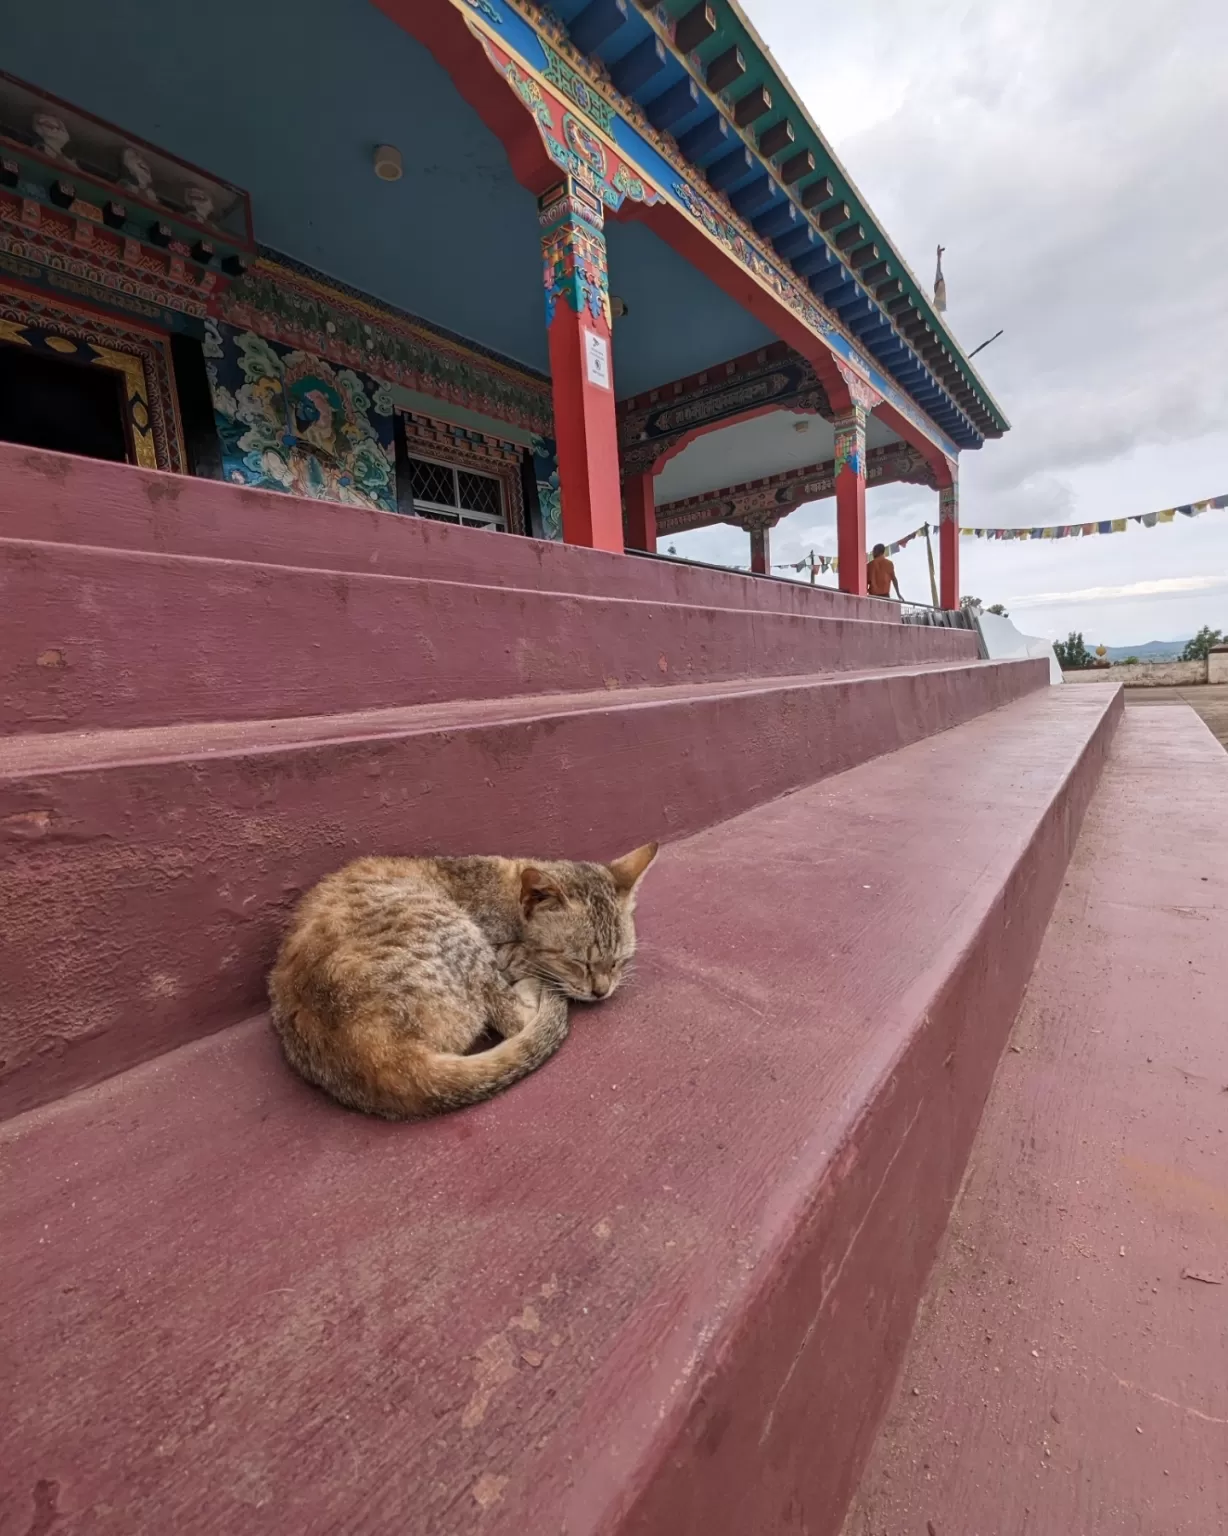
left=1062, top=659, right=1206, bottom=686
left=975, top=610, right=1063, bottom=684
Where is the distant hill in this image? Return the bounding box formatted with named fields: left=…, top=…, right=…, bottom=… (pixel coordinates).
left=1102, top=639, right=1189, bottom=662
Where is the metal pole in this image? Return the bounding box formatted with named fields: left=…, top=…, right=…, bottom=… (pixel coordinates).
left=923, top=521, right=940, bottom=608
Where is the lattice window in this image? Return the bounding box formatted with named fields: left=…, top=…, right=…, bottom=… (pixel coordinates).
left=399, top=411, right=526, bottom=534
left=406, top=454, right=507, bottom=531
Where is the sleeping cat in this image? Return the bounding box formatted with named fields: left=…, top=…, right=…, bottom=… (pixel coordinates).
left=268, top=844, right=658, bottom=1119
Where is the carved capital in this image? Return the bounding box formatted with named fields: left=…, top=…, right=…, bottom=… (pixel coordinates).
left=837, top=363, right=884, bottom=413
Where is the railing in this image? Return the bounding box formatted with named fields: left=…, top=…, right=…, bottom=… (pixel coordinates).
left=626, top=546, right=794, bottom=584
left=899, top=600, right=976, bottom=630
left=628, top=548, right=969, bottom=622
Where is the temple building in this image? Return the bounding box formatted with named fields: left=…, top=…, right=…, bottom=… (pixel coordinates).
left=1, top=0, right=1007, bottom=604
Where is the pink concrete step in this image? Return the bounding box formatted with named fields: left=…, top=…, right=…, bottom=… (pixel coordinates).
left=0, top=536, right=978, bottom=734
left=0, top=443, right=899, bottom=623
left=0, top=685, right=1120, bottom=1536
left=843, top=703, right=1228, bottom=1536
left=0, top=657, right=1045, bottom=1117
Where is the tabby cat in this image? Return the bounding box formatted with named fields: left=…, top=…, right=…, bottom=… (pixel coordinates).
left=268, top=844, right=658, bottom=1119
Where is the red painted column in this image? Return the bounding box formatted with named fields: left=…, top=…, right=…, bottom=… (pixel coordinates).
left=833, top=405, right=867, bottom=596
left=539, top=179, right=623, bottom=552
left=748, top=524, right=770, bottom=575
left=623, top=470, right=657, bottom=552
left=939, top=475, right=960, bottom=610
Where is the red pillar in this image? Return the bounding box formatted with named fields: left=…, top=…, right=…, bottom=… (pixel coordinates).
left=833, top=405, right=867, bottom=595
left=623, top=470, right=657, bottom=552
left=748, top=524, right=770, bottom=575
left=540, top=178, right=623, bottom=553
left=939, top=476, right=960, bottom=610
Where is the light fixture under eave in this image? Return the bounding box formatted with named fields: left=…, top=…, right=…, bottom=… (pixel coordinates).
left=610, top=295, right=629, bottom=319
left=373, top=144, right=403, bottom=182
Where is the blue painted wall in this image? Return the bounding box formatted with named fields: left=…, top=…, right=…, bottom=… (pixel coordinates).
left=3, top=0, right=774, bottom=396
left=605, top=221, right=774, bottom=396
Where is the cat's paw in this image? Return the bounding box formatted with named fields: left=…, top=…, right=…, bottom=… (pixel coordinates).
left=510, top=976, right=545, bottom=1011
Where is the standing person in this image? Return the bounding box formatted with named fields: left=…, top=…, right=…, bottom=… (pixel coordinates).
left=866, top=543, right=902, bottom=600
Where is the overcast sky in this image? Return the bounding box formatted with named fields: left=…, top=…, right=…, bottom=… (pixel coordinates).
left=668, top=0, right=1228, bottom=646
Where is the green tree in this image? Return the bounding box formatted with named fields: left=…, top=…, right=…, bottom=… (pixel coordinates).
left=1054, top=631, right=1094, bottom=670
left=1182, top=626, right=1224, bottom=662
left=986, top=603, right=1009, bottom=617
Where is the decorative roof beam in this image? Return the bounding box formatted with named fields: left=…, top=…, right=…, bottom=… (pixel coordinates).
left=773, top=223, right=819, bottom=259
left=780, top=149, right=815, bottom=184
left=570, top=0, right=629, bottom=55
left=730, top=175, right=776, bottom=217
left=733, top=84, right=772, bottom=126
left=706, top=45, right=746, bottom=92
left=810, top=265, right=849, bottom=296
left=645, top=76, right=701, bottom=130
left=674, top=2, right=717, bottom=52
left=707, top=146, right=755, bottom=190
left=611, top=36, right=667, bottom=95
left=800, top=176, right=836, bottom=210
left=677, top=112, right=734, bottom=160
left=795, top=245, right=839, bottom=278
left=653, top=442, right=938, bottom=536
left=758, top=119, right=795, bottom=157
left=755, top=200, right=804, bottom=239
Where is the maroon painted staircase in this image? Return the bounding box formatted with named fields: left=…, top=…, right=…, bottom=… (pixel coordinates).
left=1, top=446, right=1121, bottom=1535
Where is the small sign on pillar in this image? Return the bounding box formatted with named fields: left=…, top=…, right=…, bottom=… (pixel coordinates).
left=584, top=328, right=610, bottom=390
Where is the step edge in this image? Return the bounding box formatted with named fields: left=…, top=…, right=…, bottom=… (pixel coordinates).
left=0, top=687, right=1114, bottom=1155
left=612, top=684, right=1126, bottom=1532
left=0, top=534, right=928, bottom=629
left=0, top=659, right=1039, bottom=780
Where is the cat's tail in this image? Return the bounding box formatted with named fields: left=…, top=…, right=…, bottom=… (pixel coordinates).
left=273, top=986, right=571, bottom=1120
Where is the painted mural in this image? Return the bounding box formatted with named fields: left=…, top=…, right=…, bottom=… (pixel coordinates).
left=530, top=435, right=561, bottom=540
left=204, top=319, right=396, bottom=512
left=220, top=253, right=554, bottom=440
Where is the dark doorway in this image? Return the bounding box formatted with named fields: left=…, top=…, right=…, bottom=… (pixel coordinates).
left=0, top=343, right=130, bottom=463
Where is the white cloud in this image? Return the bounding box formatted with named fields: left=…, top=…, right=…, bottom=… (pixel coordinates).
left=1010, top=575, right=1228, bottom=609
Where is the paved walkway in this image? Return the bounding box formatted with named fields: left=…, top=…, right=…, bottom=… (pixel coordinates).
left=844, top=705, right=1228, bottom=1536
left=1126, top=682, right=1228, bottom=752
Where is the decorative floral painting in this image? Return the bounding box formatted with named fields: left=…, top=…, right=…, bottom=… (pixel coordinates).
left=204, top=320, right=396, bottom=512
left=530, top=434, right=562, bottom=541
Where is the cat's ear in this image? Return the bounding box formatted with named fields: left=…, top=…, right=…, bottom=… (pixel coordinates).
left=609, top=842, right=659, bottom=896
left=520, top=866, right=564, bottom=918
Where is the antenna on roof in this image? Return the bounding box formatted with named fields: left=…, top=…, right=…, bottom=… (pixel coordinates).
left=967, top=329, right=1004, bottom=360
left=933, top=244, right=947, bottom=312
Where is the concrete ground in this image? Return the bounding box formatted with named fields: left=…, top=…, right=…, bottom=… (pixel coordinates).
left=844, top=706, right=1228, bottom=1536
left=1125, top=682, right=1228, bottom=751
